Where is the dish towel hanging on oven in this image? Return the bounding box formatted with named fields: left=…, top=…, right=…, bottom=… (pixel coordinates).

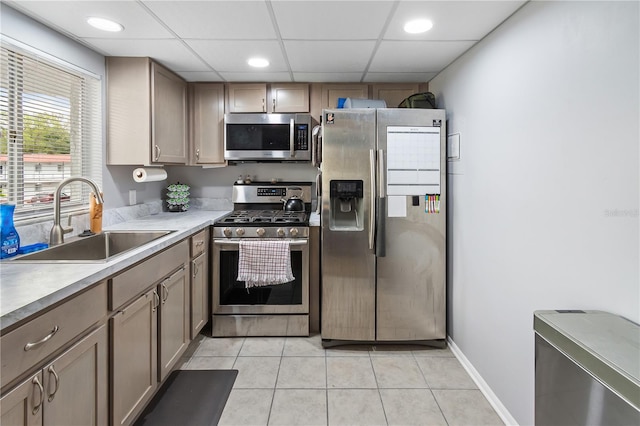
left=237, top=240, right=294, bottom=288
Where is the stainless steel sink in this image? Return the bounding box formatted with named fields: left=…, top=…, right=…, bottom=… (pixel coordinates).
left=12, top=230, right=174, bottom=262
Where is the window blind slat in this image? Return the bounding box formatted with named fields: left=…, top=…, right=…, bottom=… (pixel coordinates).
left=0, top=43, right=102, bottom=217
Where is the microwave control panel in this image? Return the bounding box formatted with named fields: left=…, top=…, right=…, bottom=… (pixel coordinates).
left=295, top=124, right=309, bottom=151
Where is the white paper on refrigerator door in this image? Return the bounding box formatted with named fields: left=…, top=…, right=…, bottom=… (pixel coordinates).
left=386, top=126, right=440, bottom=196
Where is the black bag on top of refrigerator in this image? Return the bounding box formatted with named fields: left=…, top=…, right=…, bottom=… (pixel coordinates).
left=398, top=92, right=437, bottom=109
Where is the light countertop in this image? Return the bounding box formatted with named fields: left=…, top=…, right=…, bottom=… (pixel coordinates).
left=0, top=210, right=321, bottom=332
left=0, top=210, right=226, bottom=332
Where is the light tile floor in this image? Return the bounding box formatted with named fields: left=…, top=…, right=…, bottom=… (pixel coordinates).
left=180, top=334, right=504, bottom=426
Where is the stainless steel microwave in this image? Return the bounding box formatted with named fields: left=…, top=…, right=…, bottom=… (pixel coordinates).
left=224, top=113, right=313, bottom=162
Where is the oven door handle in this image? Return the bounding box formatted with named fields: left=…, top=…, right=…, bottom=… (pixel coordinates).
left=213, top=239, right=308, bottom=246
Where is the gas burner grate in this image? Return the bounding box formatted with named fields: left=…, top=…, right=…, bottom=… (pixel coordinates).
left=216, top=210, right=309, bottom=225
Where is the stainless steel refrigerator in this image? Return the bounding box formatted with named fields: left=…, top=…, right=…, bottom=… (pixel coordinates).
left=321, top=108, right=446, bottom=343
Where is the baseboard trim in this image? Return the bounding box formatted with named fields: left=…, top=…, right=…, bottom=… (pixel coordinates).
left=447, top=336, right=519, bottom=426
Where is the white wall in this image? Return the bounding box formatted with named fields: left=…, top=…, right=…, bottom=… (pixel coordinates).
left=1, top=4, right=165, bottom=209
left=429, top=1, right=639, bottom=424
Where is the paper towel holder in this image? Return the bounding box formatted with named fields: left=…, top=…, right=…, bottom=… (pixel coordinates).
left=133, top=167, right=167, bottom=183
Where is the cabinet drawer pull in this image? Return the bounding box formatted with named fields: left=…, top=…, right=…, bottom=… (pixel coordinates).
left=24, top=326, right=59, bottom=351
left=47, top=365, right=60, bottom=402
left=195, top=240, right=204, bottom=247
left=32, top=376, right=44, bottom=415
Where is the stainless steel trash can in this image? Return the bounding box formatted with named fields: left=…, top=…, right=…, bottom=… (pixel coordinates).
left=534, top=310, right=639, bottom=425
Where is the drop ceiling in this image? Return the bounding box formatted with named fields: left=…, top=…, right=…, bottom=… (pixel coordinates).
left=4, top=0, right=526, bottom=83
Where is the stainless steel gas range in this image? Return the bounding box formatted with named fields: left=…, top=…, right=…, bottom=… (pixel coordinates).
left=211, top=182, right=312, bottom=337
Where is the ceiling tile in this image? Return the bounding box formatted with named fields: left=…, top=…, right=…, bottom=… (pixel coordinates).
left=86, top=39, right=210, bottom=72
left=285, top=40, right=376, bottom=73
left=186, top=40, right=287, bottom=72
left=142, top=0, right=276, bottom=39
left=4, top=0, right=527, bottom=83
left=363, top=72, right=437, bottom=83
left=384, top=1, right=526, bottom=41
left=272, top=0, right=395, bottom=40
left=293, top=72, right=364, bottom=83
left=6, top=0, right=173, bottom=39
left=369, top=40, right=475, bottom=73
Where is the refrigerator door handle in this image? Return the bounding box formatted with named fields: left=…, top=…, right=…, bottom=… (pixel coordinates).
left=377, top=149, right=386, bottom=257
left=369, top=149, right=376, bottom=251
left=289, top=118, right=295, bottom=158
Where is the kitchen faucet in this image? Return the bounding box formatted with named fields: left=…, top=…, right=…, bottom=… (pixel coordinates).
left=49, top=177, right=104, bottom=246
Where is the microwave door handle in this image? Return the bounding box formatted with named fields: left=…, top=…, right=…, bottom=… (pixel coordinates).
left=289, top=118, right=295, bottom=158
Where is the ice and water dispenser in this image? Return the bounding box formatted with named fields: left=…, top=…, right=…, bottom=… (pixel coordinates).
left=329, top=180, right=364, bottom=231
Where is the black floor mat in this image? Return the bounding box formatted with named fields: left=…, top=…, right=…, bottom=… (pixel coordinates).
left=134, top=369, right=238, bottom=426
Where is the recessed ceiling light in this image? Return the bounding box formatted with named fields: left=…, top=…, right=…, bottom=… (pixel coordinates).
left=404, top=19, right=433, bottom=34
left=87, top=17, right=124, bottom=32
left=247, top=58, right=269, bottom=68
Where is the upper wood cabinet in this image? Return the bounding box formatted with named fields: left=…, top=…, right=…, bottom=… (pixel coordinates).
left=107, top=57, right=187, bottom=165
left=228, top=83, right=310, bottom=113
left=321, top=84, right=369, bottom=109
left=227, top=83, right=267, bottom=113
left=372, top=83, right=422, bottom=108
left=189, top=83, right=225, bottom=166
left=270, top=84, right=310, bottom=113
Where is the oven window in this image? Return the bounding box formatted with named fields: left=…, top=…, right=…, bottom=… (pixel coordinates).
left=219, top=251, right=303, bottom=305
left=226, top=124, right=291, bottom=150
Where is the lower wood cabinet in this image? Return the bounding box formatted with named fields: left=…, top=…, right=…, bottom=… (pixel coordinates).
left=111, top=289, right=158, bottom=426
left=110, top=241, right=190, bottom=426
left=190, top=228, right=210, bottom=338
left=0, top=324, right=108, bottom=426
left=158, top=265, right=190, bottom=381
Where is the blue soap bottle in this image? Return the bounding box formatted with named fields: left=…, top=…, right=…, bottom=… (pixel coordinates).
left=1, top=204, right=20, bottom=259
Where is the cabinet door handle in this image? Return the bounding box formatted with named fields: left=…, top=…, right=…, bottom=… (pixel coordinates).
left=273, top=98, right=276, bottom=111
left=161, top=282, right=169, bottom=303
left=262, top=98, right=265, bottom=112
left=154, top=144, right=161, bottom=161
left=47, top=365, right=60, bottom=402
left=32, top=376, right=44, bottom=415
left=192, top=260, right=198, bottom=279
left=195, top=148, right=200, bottom=161
left=153, top=290, right=160, bottom=312
left=24, top=325, right=59, bottom=351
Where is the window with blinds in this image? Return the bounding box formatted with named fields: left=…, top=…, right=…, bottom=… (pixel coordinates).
left=0, top=42, right=102, bottom=220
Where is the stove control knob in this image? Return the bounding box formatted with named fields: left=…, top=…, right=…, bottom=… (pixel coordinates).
left=289, top=228, right=299, bottom=237
left=277, top=228, right=285, bottom=237
left=236, top=228, right=245, bottom=236
left=223, top=227, right=232, bottom=237
left=256, top=228, right=266, bottom=237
